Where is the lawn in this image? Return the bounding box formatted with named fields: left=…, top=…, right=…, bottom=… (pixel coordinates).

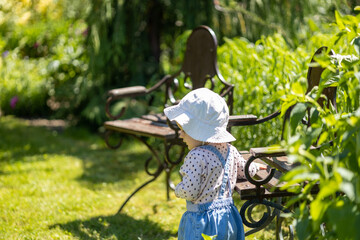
left=0, top=116, right=275, bottom=239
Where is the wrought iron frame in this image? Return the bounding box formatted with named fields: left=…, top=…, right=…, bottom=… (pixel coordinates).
left=104, top=129, right=186, bottom=214
left=240, top=155, right=295, bottom=239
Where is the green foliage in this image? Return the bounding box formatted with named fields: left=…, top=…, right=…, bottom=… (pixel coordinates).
left=1, top=0, right=355, bottom=127
left=202, top=233, right=217, bottom=240
left=219, top=36, right=280, bottom=146
left=217, top=33, right=323, bottom=147
left=279, top=9, right=360, bottom=240
left=84, top=0, right=353, bottom=127
left=0, top=0, right=89, bottom=119
left=213, top=0, right=355, bottom=46
left=83, top=0, right=218, bottom=125
left=0, top=50, right=49, bottom=116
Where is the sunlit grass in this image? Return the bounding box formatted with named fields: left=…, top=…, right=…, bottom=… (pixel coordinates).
left=0, top=116, right=278, bottom=239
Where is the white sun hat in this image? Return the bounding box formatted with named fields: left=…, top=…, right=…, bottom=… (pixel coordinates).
left=164, top=88, right=236, bottom=143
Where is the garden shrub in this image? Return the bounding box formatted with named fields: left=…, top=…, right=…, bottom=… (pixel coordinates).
left=278, top=9, right=360, bottom=240
left=0, top=19, right=88, bottom=119
left=0, top=0, right=353, bottom=129
left=0, top=50, right=49, bottom=116
left=0, top=0, right=89, bottom=120
left=216, top=30, right=340, bottom=148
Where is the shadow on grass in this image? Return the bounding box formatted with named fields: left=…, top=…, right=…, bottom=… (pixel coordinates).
left=0, top=116, right=156, bottom=183
left=50, top=213, right=176, bottom=240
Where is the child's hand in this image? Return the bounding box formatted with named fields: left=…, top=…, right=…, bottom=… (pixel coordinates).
left=257, top=163, right=268, bottom=171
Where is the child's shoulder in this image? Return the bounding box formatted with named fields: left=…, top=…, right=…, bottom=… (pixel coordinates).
left=189, top=144, right=226, bottom=157
left=228, top=144, right=240, bottom=153
left=184, top=147, right=210, bottom=164
left=189, top=146, right=211, bottom=155
left=191, top=143, right=236, bottom=152
left=186, top=145, right=217, bottom=158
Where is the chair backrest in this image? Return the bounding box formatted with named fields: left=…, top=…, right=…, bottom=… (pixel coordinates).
left=306, top=46, right=337, bottom=111
left=281, top=46, right=337, bottom=140
left=165, top=26, right=234, bottom=114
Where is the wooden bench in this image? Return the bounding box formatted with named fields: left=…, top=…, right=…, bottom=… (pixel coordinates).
left=103, top=25, right=260, bottom=214
left=234, top=46, right=336, bottom=238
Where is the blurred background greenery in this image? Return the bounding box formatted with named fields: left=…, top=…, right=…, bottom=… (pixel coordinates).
left=0, top=0, right=357, bottom=133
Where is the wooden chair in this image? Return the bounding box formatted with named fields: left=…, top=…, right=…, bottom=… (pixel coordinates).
left=103, top=25, right=257, bottom=214
left=234, top=46, right=336, bottom=237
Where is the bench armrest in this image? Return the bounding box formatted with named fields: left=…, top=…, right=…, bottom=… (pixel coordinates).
left=105, top=75, right=172, bottom=120
left=250, top=147, right=287, bottom=158
left=228, top=115, right=258, bottom=126
left=229, top=110, right=281, bottom=127
left=105, top=86, right=148, bottom=120
left=108, top=86, right=148, bottom=99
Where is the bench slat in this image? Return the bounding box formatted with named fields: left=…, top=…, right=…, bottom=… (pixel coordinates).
left=250, top=147, right=287, bottom=158
left=104, top=117, right=176, bottom=139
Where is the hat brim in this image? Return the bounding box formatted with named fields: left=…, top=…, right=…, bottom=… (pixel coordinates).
left=164, top=105, right=236, bottom=143
left=164, top=104, right=192, bottom=126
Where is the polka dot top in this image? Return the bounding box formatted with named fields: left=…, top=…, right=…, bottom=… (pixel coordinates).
left=175, top=142, right=259, bottom=204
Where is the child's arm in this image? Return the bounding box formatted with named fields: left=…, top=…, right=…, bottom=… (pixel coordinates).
left=235, top=149, right=260, bottom=180
left=258, top=163, right=268, bottom=170
left=175, top=152, right=203, bottom=201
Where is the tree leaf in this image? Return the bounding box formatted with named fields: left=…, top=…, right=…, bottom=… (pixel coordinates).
left=340, top=182, right=355, bottom=201
left=290, top=103, right=307, bottom=135
left=317, top=131, right=329, bottom=146
left=327, top=200, right=359, bottom=239
left=335, top=11, right=345, bottom=30
left=310, top=199, right=329, bottom=230
left=318, top=180, right=339, bottom=199
left=291, top=81, right=307, bottom=95
left=201, top=233, right=217, bottom=240
left=295, top=217, right=311, bottom=240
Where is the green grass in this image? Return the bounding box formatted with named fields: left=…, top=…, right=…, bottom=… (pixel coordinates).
left=0, top=116, right=279, bottom=239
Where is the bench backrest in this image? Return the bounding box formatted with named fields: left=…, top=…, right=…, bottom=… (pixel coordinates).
left=306, top=46, right=337, bottom=112
left=282, top=46, right=337, bottom=141
left=164, top=26, right=234, bottom=114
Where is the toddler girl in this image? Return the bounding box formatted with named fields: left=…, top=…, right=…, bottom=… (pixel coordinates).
left=164, top=88, right=260, bottom=240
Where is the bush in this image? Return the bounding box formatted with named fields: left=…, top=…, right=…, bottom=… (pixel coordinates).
left=0, top=0, right=89, bottom=120
left=0, top=19, right=88, bottom=119
left=279, top=9, right=360, bottom=240
left=216, top=27, right=339, bottom=148
left=0, top=50, right=49, bottom=116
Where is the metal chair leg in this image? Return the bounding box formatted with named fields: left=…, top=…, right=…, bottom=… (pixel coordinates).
left=115, top=135, right=165, bottom=214
left=116, top=163, right=163, bottom=214
left=113, top=135, right=186, bottom=214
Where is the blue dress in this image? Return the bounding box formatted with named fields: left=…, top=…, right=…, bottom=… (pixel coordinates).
left=178, top=145, right=245, bottom=240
